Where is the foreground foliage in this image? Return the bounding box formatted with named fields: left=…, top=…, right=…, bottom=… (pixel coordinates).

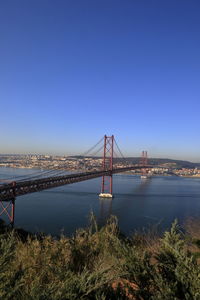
left=0, top=216, right=200, bottom=300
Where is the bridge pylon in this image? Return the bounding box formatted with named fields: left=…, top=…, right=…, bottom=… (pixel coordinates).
left=0, top=181, right=16, bottom=227
left=140, top=151, right=148, bottom=179
left=99, top=135, right=114, bottom=198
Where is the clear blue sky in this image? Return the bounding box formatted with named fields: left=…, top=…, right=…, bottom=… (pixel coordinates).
left=1, top=0, right=200, bottom=161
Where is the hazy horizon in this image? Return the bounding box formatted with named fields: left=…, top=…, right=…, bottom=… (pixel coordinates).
left=1, top=150, right=200, bottom=164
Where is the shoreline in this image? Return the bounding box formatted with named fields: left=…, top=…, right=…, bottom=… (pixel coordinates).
left=1, top=166, right=200, bottom=179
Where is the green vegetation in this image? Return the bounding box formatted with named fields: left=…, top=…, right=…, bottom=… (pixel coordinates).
left=0, top=216, right=200, bottom=300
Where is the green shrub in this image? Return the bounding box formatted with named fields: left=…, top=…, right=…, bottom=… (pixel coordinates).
left=0, top=217, right=199, bottom=299
left=153, top=220, right=200, bottom=300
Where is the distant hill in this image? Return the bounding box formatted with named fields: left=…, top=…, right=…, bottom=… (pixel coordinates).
left=71, top=156, right=200, bottom=169
left=128, top=157, right=200, bottom=168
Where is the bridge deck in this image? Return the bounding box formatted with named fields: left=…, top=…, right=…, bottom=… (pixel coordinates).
left=0, top=166, right=147, bottom=201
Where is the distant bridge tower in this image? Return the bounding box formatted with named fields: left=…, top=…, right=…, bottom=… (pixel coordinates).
left=99, top=135, right=114, bottom=198
left=0, top=181, right=16, bottom=227
left=140, top=151, right=148, bottom=178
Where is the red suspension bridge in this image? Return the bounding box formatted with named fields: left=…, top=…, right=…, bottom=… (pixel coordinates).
left=0, top=135, right=151, bottom=226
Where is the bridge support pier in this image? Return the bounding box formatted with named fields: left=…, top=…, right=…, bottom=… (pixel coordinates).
left=140, top=151, right=148, bottom=179
left=99, top=135, right=114, bottom=198
left=0, top=198, right=15, bottom=228
left=0, top=182, right=16, bottom=228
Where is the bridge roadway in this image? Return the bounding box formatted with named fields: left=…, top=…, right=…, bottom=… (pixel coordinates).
left=0, top=165, right=150, bottom=202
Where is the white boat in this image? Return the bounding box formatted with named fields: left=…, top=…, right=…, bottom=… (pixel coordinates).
left=99, top=193, right=113, bottom=198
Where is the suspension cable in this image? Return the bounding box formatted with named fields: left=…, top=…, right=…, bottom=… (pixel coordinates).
left=2, top=136, right=106, bottom=182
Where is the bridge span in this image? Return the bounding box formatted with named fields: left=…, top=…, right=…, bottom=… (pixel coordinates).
left=0, top=134, right=165, bottom=226
left=0, top=166, right=149, bottom=202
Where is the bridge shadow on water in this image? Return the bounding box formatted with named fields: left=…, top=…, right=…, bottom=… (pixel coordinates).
left=97, top=178, right=152, bottom=228
left=132, top=177, right=152, bottom=195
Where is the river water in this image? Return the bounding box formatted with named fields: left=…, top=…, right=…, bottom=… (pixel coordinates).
left=0, top=167, right=200, bottom=236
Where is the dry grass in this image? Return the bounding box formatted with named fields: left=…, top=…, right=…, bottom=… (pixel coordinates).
left=184, top=217, right=200, bottom=264
left=0, top=215, right=200, bottom=299
left=185, top=217, right=200, bottom=240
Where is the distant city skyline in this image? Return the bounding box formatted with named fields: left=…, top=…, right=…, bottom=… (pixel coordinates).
left=0, top=141, right=199, bottom=164
left=1, top=1, right=200, bottom=162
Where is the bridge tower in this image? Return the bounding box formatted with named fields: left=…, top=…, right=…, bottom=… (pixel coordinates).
left=0, top=181, right=16, bottom=227
left=140, top=151, right=148, bottom=178
left=99, top=135, right=114, bottom=198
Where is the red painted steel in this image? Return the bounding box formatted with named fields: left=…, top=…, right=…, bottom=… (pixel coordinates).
left=0, top=181, right=16, bottom=227
left=140, top=151, right=148, bottom=175
left=0, top=166, right=148, bottom=203
left=101, top=135, right=114, bottom=194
